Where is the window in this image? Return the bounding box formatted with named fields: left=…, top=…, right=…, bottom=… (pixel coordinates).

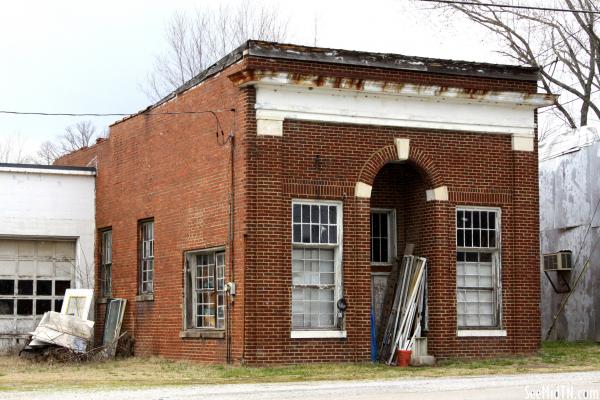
left=291, top=201, right=342, bottom=330
left=456, top=208, right=501, bottom=328
left=184, top=249, right=225, bottom=330
left=100, top=230, right=112, bottom=298
left=139, top=221, right=154, bottom=294
left=370, top=209, right=396, bottom=264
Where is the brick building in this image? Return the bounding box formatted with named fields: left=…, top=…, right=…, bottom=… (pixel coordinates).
left=57, top=41, right=555, bottom=364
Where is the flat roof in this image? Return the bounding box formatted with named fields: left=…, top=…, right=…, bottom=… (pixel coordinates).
left=0, top=163, right=96, bottom=176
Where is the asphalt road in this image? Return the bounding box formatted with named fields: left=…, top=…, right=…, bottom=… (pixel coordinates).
left=3, top=371, right=600, bottom=400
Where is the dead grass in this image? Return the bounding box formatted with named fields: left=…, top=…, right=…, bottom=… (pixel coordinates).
left=1, top=341, right=599, bottom=392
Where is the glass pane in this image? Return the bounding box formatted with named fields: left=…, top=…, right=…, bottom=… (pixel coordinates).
left=473, top=230, right=481, bottom=247
left=373, top=240, right=381, bottom=263
left=481, top=231, right=488, bottom=247
left=489, top=212, right=496, bottom=229
left=293, top=204, right=301, bottom=223
left=302, top=205, right=310, bottom=223
left=457, top=229, right=464, bottom=247
left=464, top=211, right=472, bottom=228
left=381, top=239, right=388, bottom=262
left=473, top=212, right=480, bottom=229
left=302, top=225, right=310, bottom=243
left=320, top=206, right=328, bottom=224
left=293, top=224, right=301, bottom=243
left=18, top=280, right=33, bottom=295
left=381, top=214, right=388, bottom=237
left=481, top=212, right=488, bottom=229
left=372, top=213, right=380, bottom=237
left=311, top=205, right=319, bottom=223
left=329, top=206, right=336, bottom=225
left=0, top=280, right=14, bottom=295
left=489, top=231, right=496, bottom=247
left=465, top=230, right=472, bottom=247
left=37, top=280, right=52, bottom=295
left=36, top=300, right=52, bottom=315
left=311, top=225, right=319, bottom=243
left=457, top=211, right=464, bottom=228
left=0, top=299, right=13, bottom=315
left=17, top=299, right=33, bottom=315
left=320, top=225, right=328, bottom=243
left=329, top=226, right=337, bottom=244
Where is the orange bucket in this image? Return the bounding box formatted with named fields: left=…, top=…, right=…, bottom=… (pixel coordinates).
left=396, top=349, right=412, bottom=367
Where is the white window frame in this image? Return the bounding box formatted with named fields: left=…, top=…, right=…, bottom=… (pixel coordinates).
left=100, top=229, right=112, bottom=298
left=290, top=199, right=344, bottom=337
left=139, top=220, right=154, bottom=295
left=370, top=208, right=396, bottom=266
left=455, top=206, right=503, bottom=331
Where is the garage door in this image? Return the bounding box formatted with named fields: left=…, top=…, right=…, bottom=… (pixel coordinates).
left=0, top=239, right=74, bottom=351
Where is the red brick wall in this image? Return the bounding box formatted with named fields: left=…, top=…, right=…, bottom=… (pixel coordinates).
left=57, top=54, right=540, bottom=363
left=242, top=118, right=540, bottom=362
left=56, top=60, right=251, bottom=363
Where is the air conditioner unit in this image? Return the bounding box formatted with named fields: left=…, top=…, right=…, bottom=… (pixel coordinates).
left=543, top=251, right=573, bottom=271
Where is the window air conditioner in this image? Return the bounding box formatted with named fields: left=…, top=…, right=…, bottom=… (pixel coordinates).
left=543, top=251, right=573, bottom=271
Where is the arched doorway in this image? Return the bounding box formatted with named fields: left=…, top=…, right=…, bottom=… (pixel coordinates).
left=369, top=161, right=434, bottom=345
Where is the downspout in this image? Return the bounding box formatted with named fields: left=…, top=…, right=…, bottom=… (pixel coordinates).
left=227, top=109, right=236, bottom=364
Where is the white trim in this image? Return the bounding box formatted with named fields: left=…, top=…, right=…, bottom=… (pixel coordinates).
left=61, top=289, right=94, bottom=321
left=256, top=117, right=283, bottom=136
left=355, top=182, right=373, bottom=199
left=512, top=135, right=535, bottom=151
left=254, top=83, right=548, bottom=137
left=291, top=330, right=347, bottom=339
left=394, top=138, right=410, bottom=160
left=0, top=166, right=95, bottom=176
left=457, top=329, right=507, bottom=337
left=245, top=72, right=555, bottom=107
left=425, top=186, right=449, bottom=202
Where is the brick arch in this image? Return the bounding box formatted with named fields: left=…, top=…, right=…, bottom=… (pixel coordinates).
left=356, top=143, right=444, bottom=188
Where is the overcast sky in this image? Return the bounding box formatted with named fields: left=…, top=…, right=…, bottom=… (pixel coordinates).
left=0, top=0, right=502, bottom=158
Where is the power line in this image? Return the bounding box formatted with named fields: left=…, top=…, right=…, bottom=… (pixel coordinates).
left=0, top=110, right=228, bottom=117
left=418, top=0, right=600, bottom=15
left=539, top=88, right=600, bottom=114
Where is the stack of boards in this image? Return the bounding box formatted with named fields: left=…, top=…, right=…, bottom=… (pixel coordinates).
left=378, top=255, right=427, bottom=365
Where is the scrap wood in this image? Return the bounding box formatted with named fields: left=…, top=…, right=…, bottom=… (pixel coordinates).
left=378, top=255, right=427, bottom=365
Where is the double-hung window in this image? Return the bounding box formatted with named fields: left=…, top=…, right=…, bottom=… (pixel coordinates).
left=139, top=221, right=154, bottom=294
left=370, top=209, right=396, bottom=265
left=291, top=201, right=342, bottom=331
left=100, top=230, right=112, bottom=298
left=456, top=208, right=501, bottom=328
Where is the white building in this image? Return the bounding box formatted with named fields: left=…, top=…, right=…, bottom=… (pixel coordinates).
left=0, top=163, right=95, bottom=352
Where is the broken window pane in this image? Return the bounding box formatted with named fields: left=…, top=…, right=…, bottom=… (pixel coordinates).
left=36, top=300, right=52, bottom=315
left=17, top=299, right=33, bottom=315
left=36, top=280, right=52, bottom=295
left=55, top=280, right=71, bottom=296
left=18, top=280, right=33, bottom=295
left=0, top=280, right=14, bottom=295
left=0, top=299, right=13, bottom=315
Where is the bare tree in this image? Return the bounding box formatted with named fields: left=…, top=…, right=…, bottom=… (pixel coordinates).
left=142, top=1, right=288, bottom=101
left=60, top=120, right=96, bottom=153
left=37, top=141, right=62, bottom=165
left=426, top=0, right=600, bottom=135
left=36, top=120, right=99, bottom=165
left=0, top=134, right=35, bottom=164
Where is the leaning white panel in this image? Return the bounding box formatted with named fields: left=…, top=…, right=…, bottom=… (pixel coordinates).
left=61, top=288, right=94, bottom=320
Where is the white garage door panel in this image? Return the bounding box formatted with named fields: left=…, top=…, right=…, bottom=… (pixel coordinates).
left=0, top=239, right=75, bottom=343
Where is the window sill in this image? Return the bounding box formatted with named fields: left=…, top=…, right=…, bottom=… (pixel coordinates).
left=135, top=293, right=154, bottom=302
left=457, top=329, right=507, bottom=337
left=290, top=330, right=347, bottom=339
left=179, top=330, right=225, bottom=339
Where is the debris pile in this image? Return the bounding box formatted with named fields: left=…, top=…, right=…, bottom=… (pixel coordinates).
left=378, top=255, right=427, bottom=365
left=20, top=289, right=128, bottom=362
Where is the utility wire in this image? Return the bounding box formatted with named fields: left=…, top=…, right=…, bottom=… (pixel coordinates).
left=0, top=110, right=227, bottom=117
left=418, top=0, right=600, bottom=15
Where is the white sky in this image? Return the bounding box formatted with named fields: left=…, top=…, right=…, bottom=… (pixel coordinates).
left=0, top=0, right=504, bottom=157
